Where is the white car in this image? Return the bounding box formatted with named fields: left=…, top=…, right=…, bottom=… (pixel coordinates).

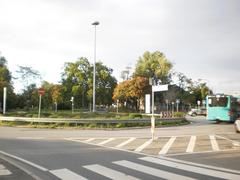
left=235, top=119, right=240, bottom=133
left=188, top=108, right=206, bottom=116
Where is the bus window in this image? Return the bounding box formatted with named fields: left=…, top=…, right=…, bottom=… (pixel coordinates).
left=208, top=97, right=228, bottom=107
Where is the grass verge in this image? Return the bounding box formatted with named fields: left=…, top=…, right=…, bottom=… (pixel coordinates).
left=0, top=119, right=189, bottom=129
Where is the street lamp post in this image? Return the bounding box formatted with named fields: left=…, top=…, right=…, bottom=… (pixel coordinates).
left=92, top=21, right=99, bottom=112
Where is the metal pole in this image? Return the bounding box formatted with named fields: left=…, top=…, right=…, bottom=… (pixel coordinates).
left=117, top=99, right=119, bottom=114
left=93, top=24, right=96, bottom=112
left=151, top=79, right=155, bottom=140
left=38, top=95, right=42, bottom=118
left=55, top=102, right=57, bottom=112
left=92, top=21, right=99, bottom=112
left=3, top=87, right=7, bottom=115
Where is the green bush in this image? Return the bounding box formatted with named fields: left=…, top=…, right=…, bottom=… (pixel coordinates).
left=129, top=113, right=142, bottom=119
left=173, top=112, right=186, bottom=118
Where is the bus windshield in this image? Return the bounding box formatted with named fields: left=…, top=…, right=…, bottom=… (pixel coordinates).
left=208, top=97, right=228, bottom=107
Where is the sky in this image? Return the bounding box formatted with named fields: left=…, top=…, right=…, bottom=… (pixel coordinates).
left=0, top=0, right=240, bottom=94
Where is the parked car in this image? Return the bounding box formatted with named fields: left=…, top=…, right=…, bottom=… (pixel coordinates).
left=235, top=119, right=240, bottom=133
left=188, top=108, right=206, bottom=116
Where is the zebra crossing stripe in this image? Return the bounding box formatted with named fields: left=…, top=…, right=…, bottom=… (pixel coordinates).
left=209, top=135, right=219, bottom=151
left=50, top=168, right=87, bottom=180
left=159, top=136, right=176, bottom=155
left=115, top=138, right=136, bottom=148
left=139, top=157, right=240, bottom=180
left=186, top=136, right=196, bottom=153
left=113, top=160, right=195, bottom=180
left=134, top=139, right=153, bottom=152
left=98, top=138, right=115, bottom=145
left=84, top=164, right=139, bottom=180
left=85, top=138, right=95, bottom=142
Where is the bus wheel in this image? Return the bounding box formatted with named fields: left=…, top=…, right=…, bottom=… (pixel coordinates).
left=216, top=120, right=220, bottom=124
left=235, top=120, right=240, bottom=133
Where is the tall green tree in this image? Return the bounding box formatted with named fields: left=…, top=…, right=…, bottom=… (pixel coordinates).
left=62, top=58, right=117, bottom=108
left=134, top=51, right=173, bottom=84
left=0, top=56, right=16, bottom=109
left=62, top=57, right=91, bottom=108
left=16, top=66, right=41, bottom=90
left=18, top=84, right=38, bottom=109
left=95, top=62, right=117, bottom=105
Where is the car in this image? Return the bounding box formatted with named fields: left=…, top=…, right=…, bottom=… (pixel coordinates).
left=235, top=119, right=240, bottom=133
left=188, top=108, right=206, bottom=116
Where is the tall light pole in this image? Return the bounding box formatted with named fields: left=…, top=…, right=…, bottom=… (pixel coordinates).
left=92, top=21, right=99, bottom=112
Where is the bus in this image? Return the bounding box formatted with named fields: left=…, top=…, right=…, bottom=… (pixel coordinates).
left=206, top=94, right=240, bottom=122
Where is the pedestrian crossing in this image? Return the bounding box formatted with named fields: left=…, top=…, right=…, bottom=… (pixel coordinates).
left=0, top=164, right=12, bottom=176
left=49, top=156, right=240, bottom=180
left=65, top=134, right=240, bottom=156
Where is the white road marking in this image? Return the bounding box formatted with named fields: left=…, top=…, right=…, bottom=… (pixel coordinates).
left=140, top=156, right=240, bottom=180
left=134, top=139, right=153, bottom=152
left=115, top=137, right=136, bottom=148
left=50, top=168, right=87, bottom=180
left=159, top=136, right=176, bottom=155
left=209, top=135, right=220, bottom=151
left=0, top=164, right=12, bottom=176
left=85, top=138, right=95, bottom=142
left=98, top=138, right=115, bottom=145
left=161, top=156, right=240, bottom=174
left=113, top=160, right=195, bottom=180
left=0, top=150, right=48, bottom=171
left=17, top=137, right=44, bottom=140
left=186, top=136, right=196, bottom=153
left=84, top=164, right=139, bottom=180
left=215, top=135, right=240, bottom=146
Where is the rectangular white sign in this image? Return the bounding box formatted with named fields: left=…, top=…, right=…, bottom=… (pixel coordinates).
left=145, top=94, right=150, bottom=114
left=152, top=85, right=168, bottom=92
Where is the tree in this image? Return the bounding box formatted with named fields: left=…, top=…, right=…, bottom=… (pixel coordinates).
left=51, top=84, right=64, bottom=105
left=0, top=56, right=16, bottom=109
left=19, top=84, right=38, bottom=109
left=95, top=62, right=117, bottom=105
left=16, top=66, right=41, bottom=90
left=134, top=51, right=173, bottom=84
left=113, top=76, right=149, bottom=110
left=185, top=79, right=212, bottom=105
left=62, top=58, right=117, bottom=108
left=62, top=57, right=91, bottom=108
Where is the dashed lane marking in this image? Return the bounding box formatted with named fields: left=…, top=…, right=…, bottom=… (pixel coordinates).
left=50, top=168, right=87, bottom=180
left=113, top=160, right=196, bottom=180
left=85, top=138, right=95, bottom=142
left=140, top=156, right=240, bottom=180
left=134, top=139, right=153, bottom=152
left=209, top=135, right=220, bottom=151
left=84, top=164, right=139, bottom=180
left=159, top=136, right=176, bottom=155
left=98, top=138, right=115, bottom=145
left=186, top=136, right=196, bottom=153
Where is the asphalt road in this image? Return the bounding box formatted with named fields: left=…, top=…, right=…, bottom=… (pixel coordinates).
left=0, top=116, right=240, bottom=179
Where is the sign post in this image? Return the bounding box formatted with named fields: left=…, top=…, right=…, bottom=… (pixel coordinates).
left=38, top=88, right=45, bottom=118
left=3, top=87, right=7, bottom=115
left=70, top=96, right=74, bottom=114
left=151, top=84, right=168, bottom=140
left=197, top=100, right=201, bottom=109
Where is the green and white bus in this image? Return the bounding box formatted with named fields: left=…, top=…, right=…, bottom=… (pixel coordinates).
left=206, top=94, right=240, bottom=122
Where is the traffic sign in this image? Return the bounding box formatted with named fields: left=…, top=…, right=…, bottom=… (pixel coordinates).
left=152, top=85, right=168, bottom=92
left=38, top=88, right=45, bottom=96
